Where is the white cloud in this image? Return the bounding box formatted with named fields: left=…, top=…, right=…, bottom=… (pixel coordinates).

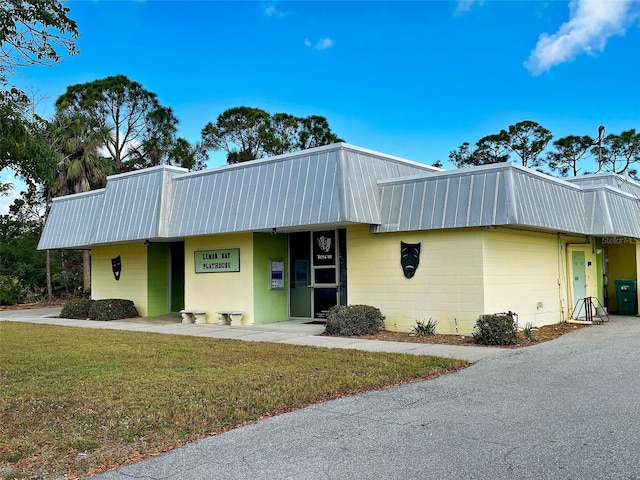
left=305, top=37, right=334, bottom=51
left=316, top=37, right=333, bottom=50
left=455, top=0, right=484, bottom=15
left=525, top=0, right=639, bottom=75
left=264, top=2, right=284, bottom=17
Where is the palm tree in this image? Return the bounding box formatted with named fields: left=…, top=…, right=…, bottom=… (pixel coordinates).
left=46, top=112, right=113, bottom=295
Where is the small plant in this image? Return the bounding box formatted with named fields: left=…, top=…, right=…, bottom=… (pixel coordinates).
left=325, top=304, right=385, bottom=336
left=411, top=318, right=438, bottom=337
left=472, top=311, right=518, bottom=346
left=88, top=299, right=138, bottom=321
left=523, top=321, right=537, bottom=341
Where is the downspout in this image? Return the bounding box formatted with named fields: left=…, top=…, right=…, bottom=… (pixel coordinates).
left=557, top=233, right=565, bottom=322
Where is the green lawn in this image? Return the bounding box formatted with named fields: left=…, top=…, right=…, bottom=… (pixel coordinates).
left=0, top=322, right=467, bottom=479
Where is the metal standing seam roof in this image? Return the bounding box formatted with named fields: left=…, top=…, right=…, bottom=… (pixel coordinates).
left=37, top=165, right=188, bottom=250
left=91, top=166, right=188, bottom=244
left=567, top=173, right=640, bottom=198
left=37, top=189, right=105, bottom=249
left=38, top=144, right=438, bottom=249
left=167, top=143, right=437, bottom=238
left=582, top=186, right=640, bottom=237
left=37, top=144, right=640, bottom=251
left=373, top=163, right=590, bottom=235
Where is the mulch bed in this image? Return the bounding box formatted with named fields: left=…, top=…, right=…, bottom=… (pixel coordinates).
left=351, top=322, right=588, bottom=348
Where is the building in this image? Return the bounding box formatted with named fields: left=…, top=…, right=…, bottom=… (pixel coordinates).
left=38, top=143, right=640, bottom=333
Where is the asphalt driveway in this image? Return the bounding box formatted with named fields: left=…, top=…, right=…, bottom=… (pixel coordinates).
left=91, top=315, right=640, bottom=480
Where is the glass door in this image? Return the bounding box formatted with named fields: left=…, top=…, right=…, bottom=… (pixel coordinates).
left=289, top=232, right=312, bottom=318
left=312, top=230, right=338, bottom=319
left=289, top=229, right=346, bottom=320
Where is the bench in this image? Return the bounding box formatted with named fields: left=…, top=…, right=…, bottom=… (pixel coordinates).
left=180, top=310, right=207, bottom=324
left=215, top=311, right=245, bottom=326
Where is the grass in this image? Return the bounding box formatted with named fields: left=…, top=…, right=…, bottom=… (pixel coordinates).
left=0, top=322, right=467, bottom=479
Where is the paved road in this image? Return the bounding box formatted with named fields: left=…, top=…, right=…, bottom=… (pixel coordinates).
left=87, top=315, right=640, bottom=480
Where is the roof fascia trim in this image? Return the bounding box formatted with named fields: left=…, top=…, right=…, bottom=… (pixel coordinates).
left=50, top=188, right=105, bottom=204
left=377, top=163, right=583, bottom=190
left=106, top=164, right=188, bottom=181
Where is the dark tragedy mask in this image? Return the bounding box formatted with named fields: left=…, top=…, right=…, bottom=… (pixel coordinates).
left=400, top=242, right=421, bottom=279
left=111, top=255, right=122, bottom=281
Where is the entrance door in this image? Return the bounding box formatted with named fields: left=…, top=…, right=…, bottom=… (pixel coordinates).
left=572, top=250, right=587, bottom=305
left=289, top=230, right=346, bottom=319
left=290, top=232, right=312, bottom=318
left=311, top=230, right=338, bottom=319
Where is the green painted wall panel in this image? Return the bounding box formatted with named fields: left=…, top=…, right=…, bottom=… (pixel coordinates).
left=253, top=233, right=288, bottom=324
left=171, top=242, right=185, bottom=312
left=147, top=243, right=170, bottom=316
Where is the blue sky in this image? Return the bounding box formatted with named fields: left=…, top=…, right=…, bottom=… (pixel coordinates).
left=2, top=0, right=640, bottom=213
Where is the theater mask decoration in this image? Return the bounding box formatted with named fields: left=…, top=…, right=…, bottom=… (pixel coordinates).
left=317, top=235, right=331, bottom=253
left=400, top=242, right=421, bottom=279
left=111, top=255, right=122, bottom=281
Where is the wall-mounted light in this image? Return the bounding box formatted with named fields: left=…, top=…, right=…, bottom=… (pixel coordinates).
left=271, top=228, right=277, bottom=235
left=144, top=239, right=150, bottom=245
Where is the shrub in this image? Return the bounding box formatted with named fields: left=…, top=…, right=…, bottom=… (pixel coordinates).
left=60, top=298, right=94, bottom=319
left=411, top=318, right=438, bottom=337
left=0, top=275, right=22, bottom=305
left=472, top=311, right=518, bottom=346
left=88, top=299, right=139, bottom=321
left=325, top=304, right=385, bottom=336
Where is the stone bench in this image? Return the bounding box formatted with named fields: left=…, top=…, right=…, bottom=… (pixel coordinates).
left=216, top=311, right=245, bottom=326
left=180, top=310, right=207, bottom=324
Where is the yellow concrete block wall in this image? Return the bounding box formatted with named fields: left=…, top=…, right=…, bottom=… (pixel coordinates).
left=347, top=225, right=485, bottom=334
left=184, top=233, right=254, bottom=324
left=482, top=230, right=597, bottom=327
left=91, top=243, right=149, bottom=316
left=482, top=229, right=566, bottom=328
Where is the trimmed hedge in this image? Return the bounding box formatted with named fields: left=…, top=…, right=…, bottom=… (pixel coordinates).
left=325, top=304, right=385, bottom=336
left=60, top=298, right=93, bottom=319
left=472, top=311, right=518, bottom=346
left=88, top=299, right=139, bottom=321
left=61, top=298, right=139, bottom=321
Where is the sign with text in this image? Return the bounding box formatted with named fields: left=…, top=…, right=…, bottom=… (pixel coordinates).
left=194, top=248, right=240, bottom=273
left=603, top=237, right=638, bottom=244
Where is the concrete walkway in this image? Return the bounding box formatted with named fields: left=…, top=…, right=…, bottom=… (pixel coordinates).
left=0, top=308, right=505, bottom=363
